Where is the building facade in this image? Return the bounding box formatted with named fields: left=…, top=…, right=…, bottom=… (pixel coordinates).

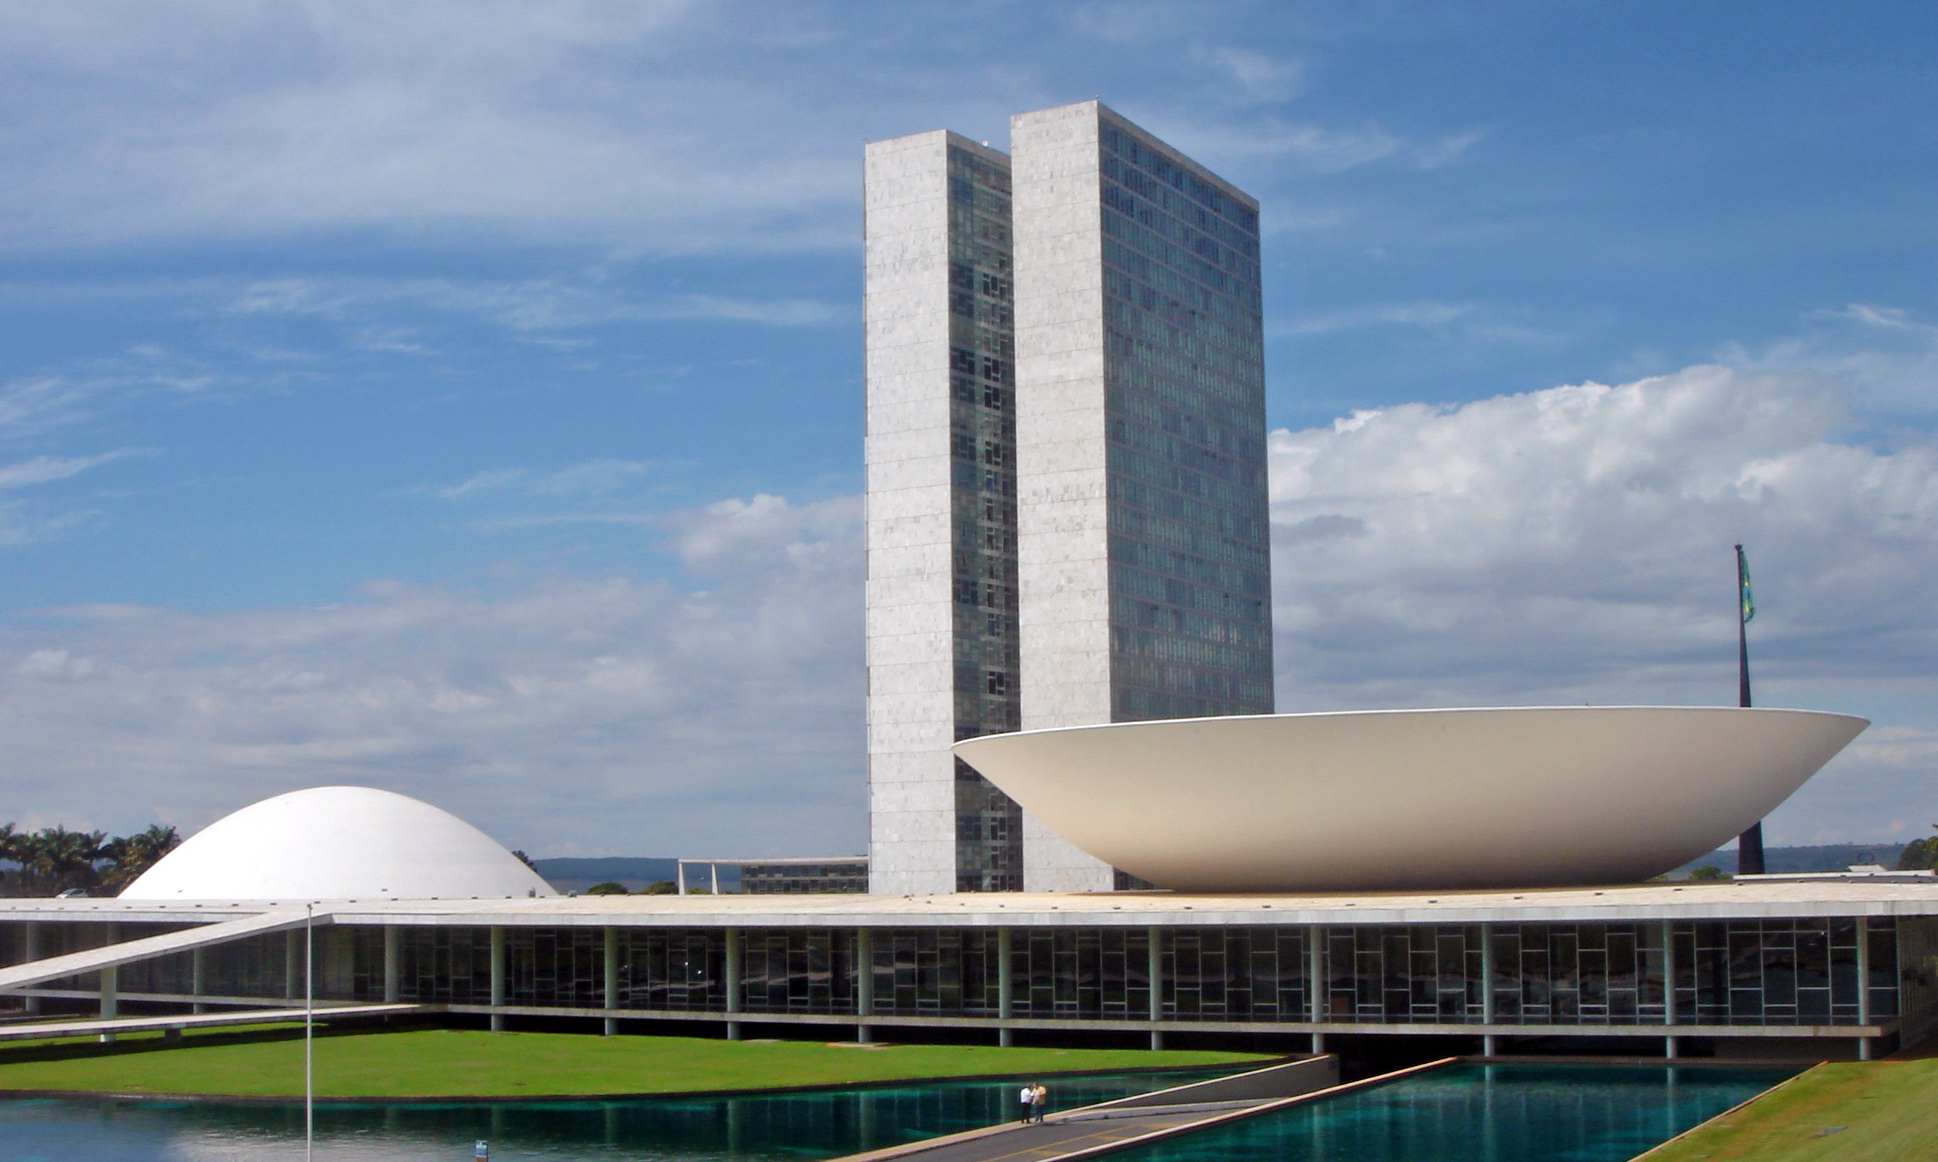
left=865, top=102, right=1273, bottom=895
left=2, top=883, right=1932, bottom=1061
left=864, top=131, right=1024, bottom=895
left=1011, top=101, right=1274, bottom=891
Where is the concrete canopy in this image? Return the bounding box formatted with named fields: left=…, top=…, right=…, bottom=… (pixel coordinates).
left=119, top=785, right=556, bottom=901
left=953, top=706, right=1869, bottom=893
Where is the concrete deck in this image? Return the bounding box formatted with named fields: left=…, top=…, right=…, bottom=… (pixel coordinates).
left=1, top=879, right=1936, bottom=929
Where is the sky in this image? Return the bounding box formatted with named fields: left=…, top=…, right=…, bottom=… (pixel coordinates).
left=0, top=0, right=1934, bottom=858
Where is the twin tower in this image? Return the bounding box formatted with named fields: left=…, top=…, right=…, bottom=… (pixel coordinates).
left=864, top=101, right=1274, bottom=895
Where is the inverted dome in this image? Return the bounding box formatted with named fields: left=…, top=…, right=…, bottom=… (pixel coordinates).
left=120, top=786, right=557, bottom=900
left=954, top=706, right=1868, bottom=893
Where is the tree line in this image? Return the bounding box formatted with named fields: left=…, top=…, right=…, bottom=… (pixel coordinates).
left=0, top=823, right=181, bottom=897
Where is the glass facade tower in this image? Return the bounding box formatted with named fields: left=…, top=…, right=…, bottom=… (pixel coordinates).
left=865, top=104, right=1271, bottom=895
left=1011, top=102, right=1272, bottom=890
left=1096, top=114, right=1273, bottom=721
left=865, top=132, right=1026, bottom=894
left=944, top=144, right=1024, bottom=891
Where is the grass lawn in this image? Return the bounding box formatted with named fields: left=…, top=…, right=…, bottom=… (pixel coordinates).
left=0, top=1025, right=1272, bottom=1099
left=1641, top=1059, right=1938, bottom=1161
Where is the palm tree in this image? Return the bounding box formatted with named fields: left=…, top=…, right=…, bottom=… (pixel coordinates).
left=98, top=824, right=181, bottom=893
left=16, top=827, right=106, bottom=896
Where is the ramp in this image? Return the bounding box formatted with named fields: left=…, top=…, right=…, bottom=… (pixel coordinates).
left=831, top=1056, right=1361, bottom=1162
left=0, top=1003, right=420, bottom=1043
left=0, top=909, right=314, bottom=992
left=828, top=1057, right=1464, bottom=1162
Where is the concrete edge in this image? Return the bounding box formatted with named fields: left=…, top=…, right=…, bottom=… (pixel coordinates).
left=1624, top=1063, right=1825, bottom=1160
left=0, top=1054, right=1263, bottom=1107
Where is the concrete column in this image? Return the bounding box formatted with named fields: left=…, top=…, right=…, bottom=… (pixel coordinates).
left=191, top=946, right=208, bottom=1014
left=98, top=964, right=118, bottom=1042
left=98, top=923, right=117, bottom=1043
left=1309, top=923, right=1326, bottom=1056
left=603, top=926, right=619, bottom=1037
left=996, top=928, right=1013, bottom=1048
left=1662, top=919, right=1677, bottom=1059
left=1662, top=920, right=1677, bottom=1026
left=383, top=927, right=400, bottom=1005
left=1479, top=923, right=1496, bottom=1058
left=725, top=927, right=742, bottom=1041
left=1480, top=922, right=1495, bottom=1024
left=285, top=929, right=302, bottom=1000
left=855, top=928, right=874, bottom=1043
left=489, top=926, right=506, bottom=1032
left=1856, top=917, right=1871, bottom=1060
left=1147, top=926, right=1162, bottom=1049
left=21, top=923, right=38, bottom=1014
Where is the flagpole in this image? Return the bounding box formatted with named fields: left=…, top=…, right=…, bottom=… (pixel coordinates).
left=1734, top=544, right=1765, bottom=875
left=306, top=901, right=314, bottom=1162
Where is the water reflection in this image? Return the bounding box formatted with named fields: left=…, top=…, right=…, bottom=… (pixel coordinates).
left=1107, top=1064, right=1796, bottom=1162
left=0, top=1068, right=1228, bottom=1162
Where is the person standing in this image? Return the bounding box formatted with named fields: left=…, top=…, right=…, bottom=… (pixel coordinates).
left=1019, top=1082, right=1036, bottom=1124
left=1030, top=1082, right=1047, bottom=1123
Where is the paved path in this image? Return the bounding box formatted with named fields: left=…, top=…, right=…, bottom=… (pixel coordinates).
left=0, top=1003, right=420, bottom=1042
left=862, top=1101, right=1277, bottom=1162
left=829, top=1057, right=1454, bottom=1162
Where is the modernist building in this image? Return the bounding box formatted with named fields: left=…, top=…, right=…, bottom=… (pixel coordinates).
left=865, top=101, right=1273, bottom=896
left=3, top=781, right=1930, bottom=1065
left=1, top=885, right=1931, bottom=1063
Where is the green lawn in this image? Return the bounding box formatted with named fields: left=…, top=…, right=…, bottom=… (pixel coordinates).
left=1641, top=1059, right=1938, bottom=1162
left=0, top=1025, right=1271, bottom=1099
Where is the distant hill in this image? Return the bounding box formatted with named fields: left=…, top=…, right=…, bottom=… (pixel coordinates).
left=1672, top=843, right=1907, bottom=878
left=529, top=857, right=743, bottom=893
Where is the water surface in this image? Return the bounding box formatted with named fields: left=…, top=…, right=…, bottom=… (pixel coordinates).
left=1106, top=1063, right=1795, bottom=1162
left=0, top=1067, right=1230, bottom=1162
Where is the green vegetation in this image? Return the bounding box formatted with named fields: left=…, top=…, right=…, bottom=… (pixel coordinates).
left=0, top=1025, right=1271, bottom=1099
left=1641, top=1059, right=1938, bottom=1161
left=1895, top=827, right=1936, bottom=870
left=0, top=821, right=180, bottom=896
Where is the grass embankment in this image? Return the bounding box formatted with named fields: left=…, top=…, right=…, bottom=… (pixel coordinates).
left=1642, top=1059, right=1938, bottom=1162
left=0, top=1026, right=1270, bottom=1099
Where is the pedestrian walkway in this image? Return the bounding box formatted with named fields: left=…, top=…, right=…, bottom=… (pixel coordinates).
left=0, top=908, right=310, bottom=993
left=826, top=1055, right=1449, bottom=1162
left=0, top=1002, right=420, bottom=1043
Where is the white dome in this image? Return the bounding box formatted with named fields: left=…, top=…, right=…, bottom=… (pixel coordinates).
left=120, top=786, right=557, bottom=900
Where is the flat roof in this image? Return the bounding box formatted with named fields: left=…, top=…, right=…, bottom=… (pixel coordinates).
left=6, top=880, right=1938, bottom=928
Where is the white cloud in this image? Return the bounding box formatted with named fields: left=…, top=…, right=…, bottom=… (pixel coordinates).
left=0, top=450, right=130, bottom=488
left=1718, top=302, right=1938, bottom=416
left=1270, top=363, right=1938, bottom=842
left=228, top=275, right=843, bottom=332
left=0, top=491, right=864, bottom=854
left=436, top=459, right=654, bottom=501
left=0, top=2, right=1479, bottom=257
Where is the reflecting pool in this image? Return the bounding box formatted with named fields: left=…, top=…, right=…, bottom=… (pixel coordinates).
left=0, top=1062, right=1794, bottom=1162
left=1109, top=1064, right=1796, bottom=1162
left=0, top=1067, right=1230, bottom=1162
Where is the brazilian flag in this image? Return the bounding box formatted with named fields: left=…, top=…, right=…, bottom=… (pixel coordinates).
left=1737, top=547, right=1755, bottom=624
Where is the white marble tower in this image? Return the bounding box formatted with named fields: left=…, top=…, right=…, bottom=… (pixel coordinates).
left=866, top=104, right=1272, bottom=895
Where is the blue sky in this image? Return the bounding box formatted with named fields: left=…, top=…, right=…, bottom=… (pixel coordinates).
left=1, top=1, right=1935, bottom=857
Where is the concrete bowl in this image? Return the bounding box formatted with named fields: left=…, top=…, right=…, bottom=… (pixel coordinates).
left=952, top=706, right=1868, bottom=892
